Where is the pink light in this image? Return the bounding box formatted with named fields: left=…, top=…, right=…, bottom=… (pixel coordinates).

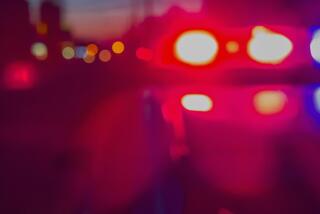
left=4, top=62, right=37, bottom=90
left=181, top=94, right=213, bottom=112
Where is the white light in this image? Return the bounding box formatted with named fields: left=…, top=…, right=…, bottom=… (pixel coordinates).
left=181, top=94, right=213, bottom=112
left=175, top=30, right=219, bottom=66
left=31, top=42, right=48, bottom=60
left=247, top=26, right=293, bottom=64
left=311, top=30, right=320, bottom=63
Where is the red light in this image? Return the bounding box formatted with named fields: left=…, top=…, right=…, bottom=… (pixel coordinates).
left=181, top=94, right=213, bottom=112
left=136, top=47, right=153, bottom=61
left=253, top=90, right=287, bottom=115
left=4, top=62, right=37, bottom=90
left=174, top=30, right=219, bottom=66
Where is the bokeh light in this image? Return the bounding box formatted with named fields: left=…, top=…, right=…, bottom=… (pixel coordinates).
left=87, top=44, right=99, bottom=56
left=112, top=41, right=125, bottom=54
left=99, top=50, right=112, bottom=62
left=310, top=30, right=320, bottom=63
left=136, top=47, right=153, bottom=61
left=4, top=62, right=37, bottom=90
left=62, top=46, right=75, bottom=60
left=175, top=30, right=219, bottom=66
left=254, top=90, right=287, bottom=115
left=31, top=42, right=48, bottom=61
left=226, top=41, right=240, bottom=54
left=36, top=22, right=48, bottom=35
left=83, top=55, right=95, bottom=64
left=75, top=46, right=87, bottom=59
left=248, top=26, right=293, bottom=64
left=181, top=94, right=213, bottom=112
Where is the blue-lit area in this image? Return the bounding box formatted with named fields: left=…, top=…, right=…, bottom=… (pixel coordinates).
left=314, top=87, right=320, bottom=112
left=310, top=29, right=320, bottom=64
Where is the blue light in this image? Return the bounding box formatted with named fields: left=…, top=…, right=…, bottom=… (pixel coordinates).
left=304, top=85, right=320, bottom=125
left=314, top=87, right=320, bottom=112
left=310, top=28, right=320, bottom=64
left=75, top=46, right=87, bottom=59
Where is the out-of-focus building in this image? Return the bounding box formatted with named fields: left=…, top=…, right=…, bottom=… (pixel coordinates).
left=201, top=0, right=320, bottom=25
left=0, top=0, right=34, bottom=64
left=39, top=0, right=71, bottom=61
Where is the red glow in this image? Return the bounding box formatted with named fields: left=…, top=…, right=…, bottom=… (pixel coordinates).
left=181, top=94, right=213, bottom=112
left=136, top=47, right=153, bottom=61
left=4, top=62, right=37, bottom=90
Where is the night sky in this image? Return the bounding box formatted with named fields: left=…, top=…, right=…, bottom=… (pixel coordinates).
left=28, top=0, right=201, bottom=40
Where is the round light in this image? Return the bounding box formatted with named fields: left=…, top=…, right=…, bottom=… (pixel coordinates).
left=112, top=41, right=125, bottom=54
left=31, top=42, right=48, bottom=61
left=87, top=44, right=99, bottom=56
left=62, top=46, right=75, bottom=60
left=75, top=46, right=87, bottom=59
left=181, top=94, right=213, bottom=112
left=226, top=41, right=240, bottom=54
left=175, top=30, right=219, bottom=66
left=83, top=55, right=95, bottom=64
left=254, top=90, right=287, bottom=115
left=310, top=30, right=320, bottom=63
left=4, top=62, right=37, bottom=90
left=99, top=50, right=112, bottom=62
left=248, top=26, right=293, bottom=64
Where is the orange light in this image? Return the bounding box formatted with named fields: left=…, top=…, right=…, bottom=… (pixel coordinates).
left=181, top=94, right=213, bottom=112
left=174, top=30, right=219, bottom=66
left=36, top=22, right=48, bottom=35
left=83, top=55, right=95, bottom=64
left=247, top=26, right=293, bottom=64
left=112, top=41, right=125, bottom=54
left=254, top=90, right=287, bottom=115
left=99, top=50, right=112, bottom=62
left=87, top=44, right=99, bottom=56
left=226, top=41, right=240, bottom=54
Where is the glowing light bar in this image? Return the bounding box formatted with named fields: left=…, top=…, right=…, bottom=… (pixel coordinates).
left=311, top=30, right=320, bottom=63
left=181, top=94, right=213, bottom=112
left=247, top=26, right=293, bottom=64
left=175, top=30, right=219, bottom=66
left=254, top=90, right=287, bottom=115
